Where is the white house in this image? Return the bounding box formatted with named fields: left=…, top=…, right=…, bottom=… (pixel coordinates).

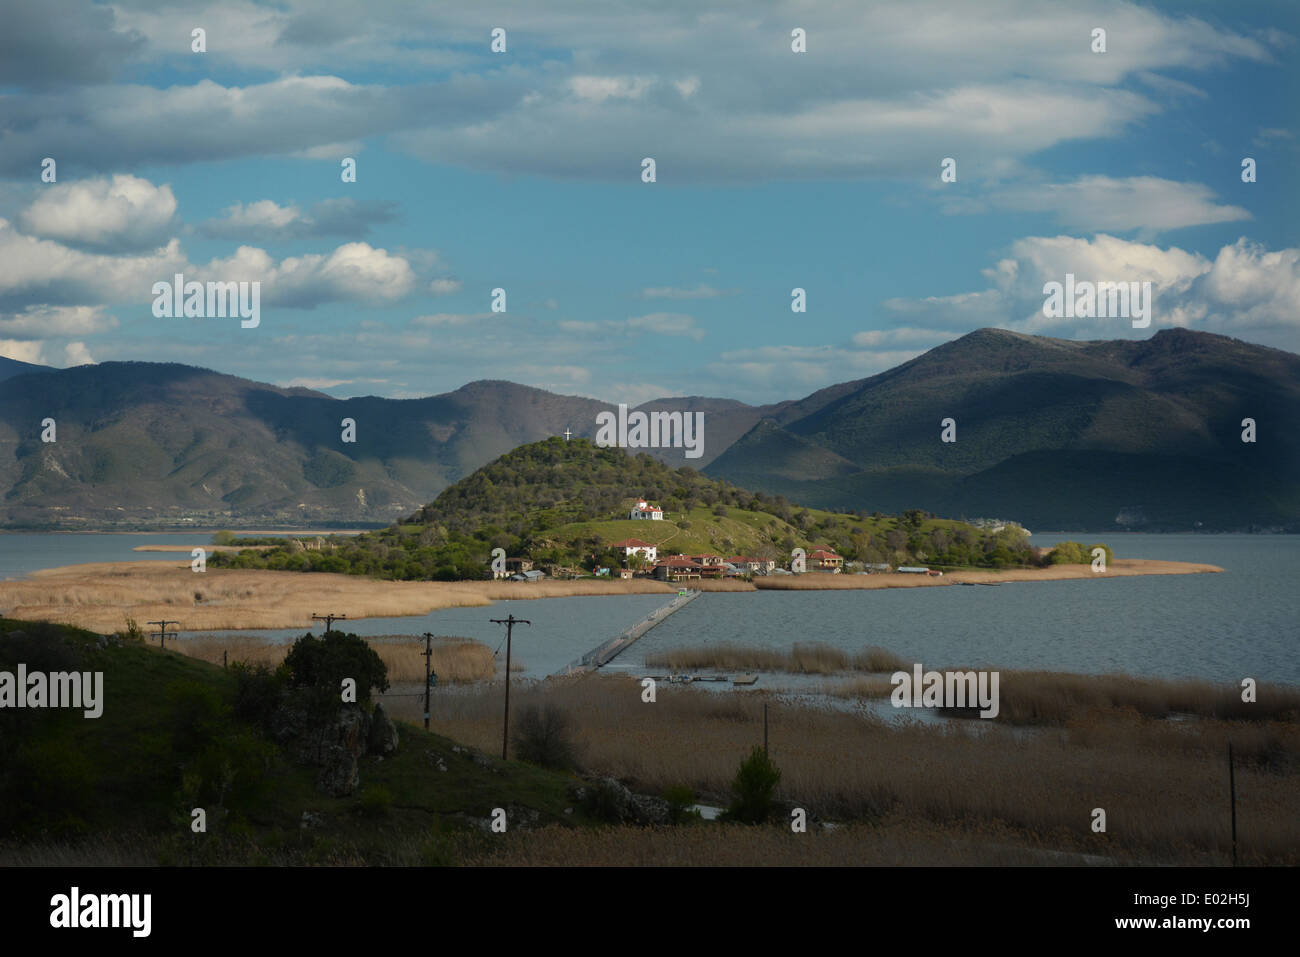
left=629, top=499, right=664, bottom=520
left=611, top=538, right=658, bottom=564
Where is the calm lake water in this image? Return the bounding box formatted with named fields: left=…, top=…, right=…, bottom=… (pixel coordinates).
left=1, top=531, right=1296, bottom=684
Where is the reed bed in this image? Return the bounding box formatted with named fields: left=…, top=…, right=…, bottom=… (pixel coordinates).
left=174, top=633, right=498, bottom=683
left=645, top=641, right=910, bottom=674
left=825, top=669, right=1300, bottom=724
left=0, top=562, right=740, bottom=633
left=382, top=674, right=1300, bottom=863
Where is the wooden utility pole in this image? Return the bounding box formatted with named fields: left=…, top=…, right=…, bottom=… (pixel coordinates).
left=147, top=619, right=179, bottom=650
left=490, top=615, right=530, bottom=759
left=421, top=632, right=435, bottom=731
left=1228, top=743, right=1238, bottom=866
left=311, top=613, right=347, bottom=632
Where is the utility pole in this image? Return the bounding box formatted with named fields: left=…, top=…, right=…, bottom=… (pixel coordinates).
left=147, top=619, right=179, bottom=650
left=312, top=613, right=347, bottom=632
left=490, top=615, right=530, bottom=759
left=421, top=632, right=435, bottom=731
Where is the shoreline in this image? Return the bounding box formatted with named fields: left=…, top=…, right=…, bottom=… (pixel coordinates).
left=0, top=557, right=1223, bottom=633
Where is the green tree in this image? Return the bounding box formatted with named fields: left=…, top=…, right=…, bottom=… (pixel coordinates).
left=724, top=746, right=782, bottom=824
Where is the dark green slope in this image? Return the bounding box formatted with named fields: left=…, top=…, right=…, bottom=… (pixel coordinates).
left=707, top=328, right=1300, bottom=530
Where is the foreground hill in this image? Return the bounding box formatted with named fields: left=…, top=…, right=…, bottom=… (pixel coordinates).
left=706, top=328, right=1300, bottom=530
left=213, top=438, right=1039, bottom=579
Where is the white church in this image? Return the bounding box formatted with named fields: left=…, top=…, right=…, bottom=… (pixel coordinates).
left=629, top=499, right=664, bottom=520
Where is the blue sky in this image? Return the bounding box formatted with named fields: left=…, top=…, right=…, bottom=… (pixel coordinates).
left=0, top=0, right=1296, bottom=404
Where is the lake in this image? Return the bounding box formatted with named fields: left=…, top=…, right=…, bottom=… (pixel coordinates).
left=1, top=530, right=1296, bottom=685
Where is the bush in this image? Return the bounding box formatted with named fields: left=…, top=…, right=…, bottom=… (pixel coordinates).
left=512, top=704, right=582, bottom=771
left=663, top=785, right=701, bottom=824
left=230, top=662, right=286, bottom=733
left=724, top=746, right=781, bottom=824
left=282, top=631, right=389, bottom=708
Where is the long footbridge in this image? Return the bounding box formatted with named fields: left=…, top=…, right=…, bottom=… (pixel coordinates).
left=552, top=589, right=701, bottom=676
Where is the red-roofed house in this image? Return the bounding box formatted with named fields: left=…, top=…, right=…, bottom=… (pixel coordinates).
left=653, top=555, right=703, bottom=582
left=808, top=548, right=844, bottom=572
left=611, top=538, right=658, bottom=564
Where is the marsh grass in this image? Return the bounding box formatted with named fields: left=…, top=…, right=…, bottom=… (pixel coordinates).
left=0, top=562, right=750, bottom=632
left=382, top=674, right=1300, bottom=863
left=646, top=642, right=910, bottom=674
left=824, top=668, right=1300, bottom=725
left=175, top=633, right=497, bottom=683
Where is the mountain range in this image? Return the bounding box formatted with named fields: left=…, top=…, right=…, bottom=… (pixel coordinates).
left=1, top=328, right=1296, bottom=530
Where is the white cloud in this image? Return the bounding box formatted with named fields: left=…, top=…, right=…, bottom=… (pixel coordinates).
left=0, top=339, right=45, bottom=364
left=0, top=305, right=118, bottom=339
left=568, top=75, right=656, bottom=102
left=429, top=278, right=463, bottom=295
left=980, top=176, right=1250, bottom=233
left=63, top=341, right=95, bottom=365
left=883, top=233, right=1300, bottom=346
left=20, top=174, right=177, bottom=250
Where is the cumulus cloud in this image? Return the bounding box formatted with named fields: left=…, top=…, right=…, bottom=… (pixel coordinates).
left=0, top=305, right=118, bottom=339
left=0, top=218, right=417, bottom=311
left=202, top=242, right=417, bottom=307
left=975, top=176, right=1251, bottom=233
left=199, top=197, right=399, bottom=241
left=1, top=1, right=1281, bottom=183
left=883, top=234, right=1300, bottom=344
left=428, top=278, right=463, bottom=295
left=63, top=341, right=95, bottom=365
left=20, top=174, right=177, bottom=250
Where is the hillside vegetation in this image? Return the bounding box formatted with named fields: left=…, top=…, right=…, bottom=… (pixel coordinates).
left=211, top=438, right=1048, bottom=580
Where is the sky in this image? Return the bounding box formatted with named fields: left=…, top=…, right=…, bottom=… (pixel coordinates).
left=0, top=0, right=1296, bottom=405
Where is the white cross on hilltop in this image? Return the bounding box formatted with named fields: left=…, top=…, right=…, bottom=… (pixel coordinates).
left=563, top=428, right=573, bottom=441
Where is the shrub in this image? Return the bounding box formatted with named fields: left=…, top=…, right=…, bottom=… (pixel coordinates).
left=724, top=746, right=781, bottom=824
left=663, top=785, right=702, bottom=824
left=230, top=662, right=287, bottom=733
left=282, top=631, right=389, bottom=708
left=512, top=704, right=582, bottom=771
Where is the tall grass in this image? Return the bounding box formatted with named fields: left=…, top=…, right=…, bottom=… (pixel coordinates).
left=646, top=642, right=910, bottom=674
left=382, top=674, right=1300, bottom=863
left=825, top=669, right=1300, bottom=724
left=174, top=633, right=497, bottom=683
left=0, top=562, right=749, bottom=632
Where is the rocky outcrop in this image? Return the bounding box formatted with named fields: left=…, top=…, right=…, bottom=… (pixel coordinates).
left=368, top=702, right=399, bottom=756
left=270, top=694, right=397, bottom=797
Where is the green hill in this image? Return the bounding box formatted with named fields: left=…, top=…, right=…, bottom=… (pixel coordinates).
left=0, top=618, right=577, bottom=864
left=212, top=437, right=1040, bottom=579
left=707, top=328, right=1300, bottom=529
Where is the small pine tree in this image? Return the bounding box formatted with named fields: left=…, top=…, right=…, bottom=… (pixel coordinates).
left=725, top=746, right=781, bottom=824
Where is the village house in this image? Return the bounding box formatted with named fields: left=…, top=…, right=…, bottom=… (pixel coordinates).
left=808, top=548, right=844, bottom=572
left=729, top=556, right=777, bottom=575
left=629, top=498, right=664, bottom=520
left=653, top=555, right=703, bottom=582
left=610, top=538, right=658, bottom=565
